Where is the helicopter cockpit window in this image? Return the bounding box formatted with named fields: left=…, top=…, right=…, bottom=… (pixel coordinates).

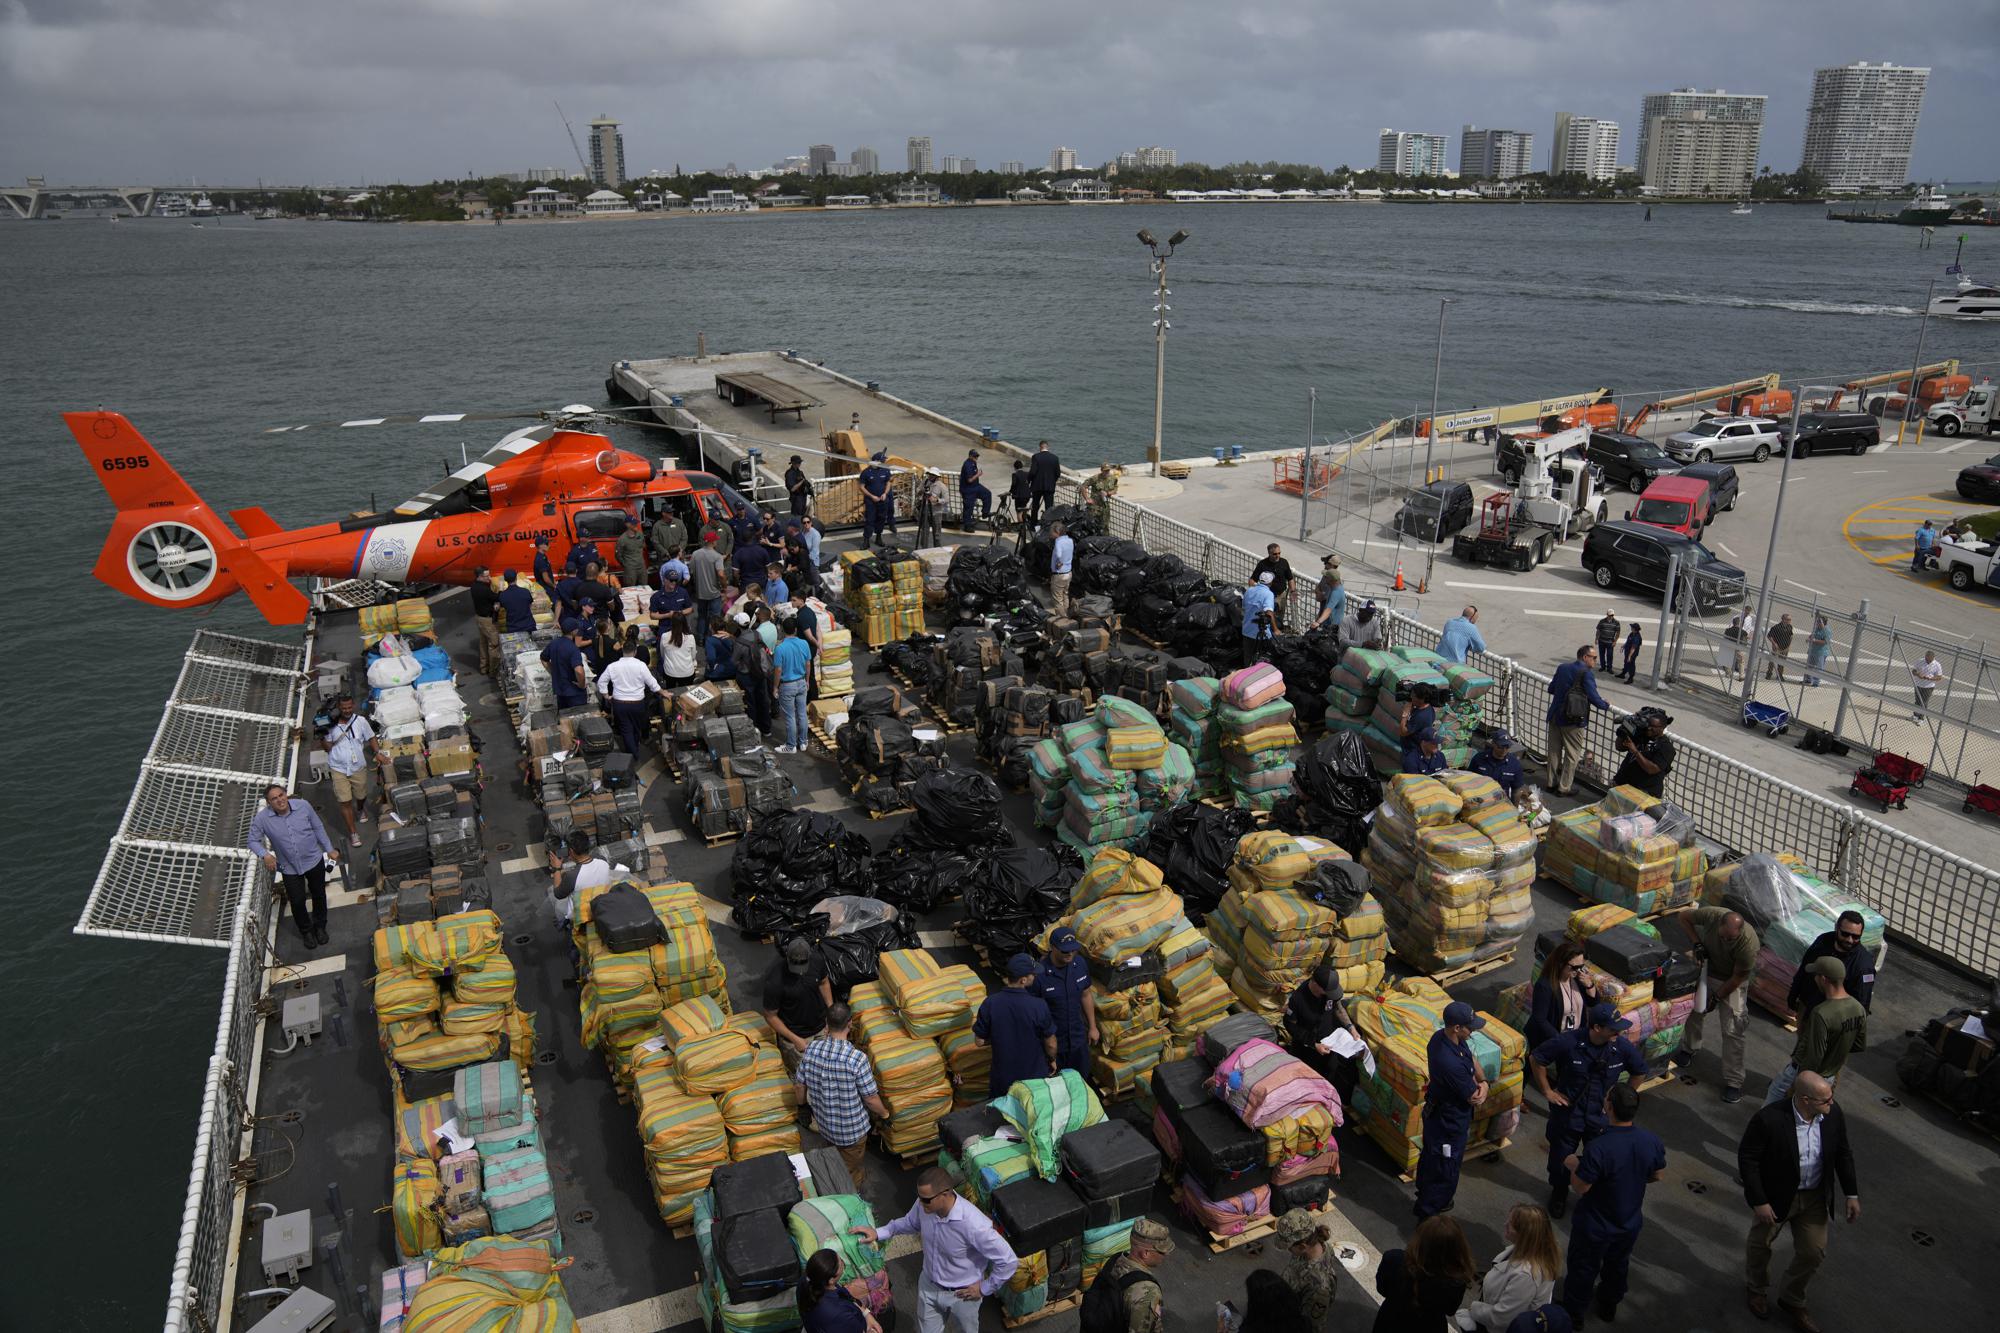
left=574, top=508, right=632, bottom=540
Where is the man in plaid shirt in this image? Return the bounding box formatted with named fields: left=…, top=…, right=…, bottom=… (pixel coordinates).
left=796, top=1003, right=888, bottom=1187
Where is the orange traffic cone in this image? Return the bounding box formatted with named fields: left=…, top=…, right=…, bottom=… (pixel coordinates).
left=1417, top=574, right=1429, bottom=594
left=1394, top=561, right=1405, bottom=591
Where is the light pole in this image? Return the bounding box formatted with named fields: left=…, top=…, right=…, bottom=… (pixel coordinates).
left=1741, top=386, right=1804, bottom=701
left=1137, top=228, right=1190, bottom=477
left=1420, top=298, right=1457, bottom=589
left=1897, top=277, right=1938, bottom=446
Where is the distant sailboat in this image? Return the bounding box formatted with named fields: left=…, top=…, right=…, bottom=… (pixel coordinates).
left=1644, top=206, right=1652, bottom=221
left=1731, top=199, right=1752, bottom=215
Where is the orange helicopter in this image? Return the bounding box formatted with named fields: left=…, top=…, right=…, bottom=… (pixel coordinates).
left=69, top=407, right=766, bottom=625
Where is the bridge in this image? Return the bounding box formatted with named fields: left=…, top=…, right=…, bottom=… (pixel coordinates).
left=0, top=182, right=353, bottom=219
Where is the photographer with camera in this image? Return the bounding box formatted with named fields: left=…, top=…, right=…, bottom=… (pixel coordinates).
left=1242, top=571, right=1278, bottom=664
left=1611, top=707, right=1675, bottom=799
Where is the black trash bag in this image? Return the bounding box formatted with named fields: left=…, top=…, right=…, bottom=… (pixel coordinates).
left=903, top=768, right=1007, bottom=851
left=849, top=555, right=892, bottom=586
left=1110, top=540, right=1149, bottom=564
left=1143, top=801, right=1259, bottom=922
left=962, top=843, right=1080, bottom=960
left=1143, top=553, right=1186, bottom=581
left=1075, top=554, right=1126, bottom=595
left=1295, top=857, right=1371, bottom=918
left=730, top=810, right=875, bottom=933
left=872, top=840, right=980, bottom=914
left=1161, top=570, right=1208, bottom=605
left=1077, top=534, right=1123, bottom=557
left=1293, top=732, right=1385, bottom=817
left=947, top=546, right=1027, bottom=602
left=1111, top=567, right=1149, bottom=609
left=780, top=896, right=920, bottom=995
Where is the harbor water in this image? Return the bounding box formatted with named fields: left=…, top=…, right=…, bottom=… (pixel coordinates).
left=2, top=200, right=1995, bottom=1328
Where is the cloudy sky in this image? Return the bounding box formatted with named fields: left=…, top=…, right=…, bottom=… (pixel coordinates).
left=3, top=0, right=1994, bottom=184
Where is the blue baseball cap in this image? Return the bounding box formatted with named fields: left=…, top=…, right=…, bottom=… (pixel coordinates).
left=1587, top=1002, right=1633, bottom=1032
left=1415, top=728, right=1440, bottom=746
left=1049, top=927, right=1079, bottom=952
left=1007, top=953, right=1038, bottom=979
left=1488, top=729, right=1515, bottom=750
left=1441, top=1001, right=1485, bottom=1030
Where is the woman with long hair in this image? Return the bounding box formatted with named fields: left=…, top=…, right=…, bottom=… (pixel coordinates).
left=1526, top=940, right=1599, bottom=1050
left=655, top=612, right=698, bottom=689
left=1276, top=1209, right=1342, bottom=1327
left=796, top=1249, right=880, bottom=1333
left=1373, top=1214, right=1477, bottom=1332
left=1454, top=1203, right=1561, bottom=1331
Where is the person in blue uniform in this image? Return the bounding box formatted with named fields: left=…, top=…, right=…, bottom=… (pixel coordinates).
left=859, top=453, right=895, bottom=547
left=532, top=537, right=558, bottom=602
left=496, top=569, right=536, bottom=632
left=1034, top=927, right=1096, bottom=1075
left=1399, top=682, right=1439, bottom=747
left=554, top=567, right=584, bottom=621
left=650, top=569, right=693, bottom=623
left=1469, top=729, right=1526, bottom=797
left=1414, top=1001, right=1489, bottom=1219
left=1402, top=727, right=1447, bottom=775
left=566, top=537, right=602, bottom=575
left=972, top=954, right=1057, bottom=1097
left=540, top=623, right=591, bottom=708
left=1531, top=1003, right=1650, bottom=1219
left=1561, top=1082, right=1665, bottom=1326
left=959, top=449, right=993, bottom=523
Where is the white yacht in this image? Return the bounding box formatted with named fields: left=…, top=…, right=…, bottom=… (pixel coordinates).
left=1930, top=281, right=2000, bottom=320
left=1730, top=200, right=1752, bottom=215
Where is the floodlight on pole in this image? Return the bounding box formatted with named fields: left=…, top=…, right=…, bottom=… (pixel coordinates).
left=1139, top=228, right=1191, bottom=478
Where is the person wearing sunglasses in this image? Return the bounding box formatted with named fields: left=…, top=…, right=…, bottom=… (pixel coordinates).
left=1525, top=941, right=1599, bottom=1051
left=851, top=1167, right=1018, bottom=1333
left=1783, top=910, right=1878, bottom=1022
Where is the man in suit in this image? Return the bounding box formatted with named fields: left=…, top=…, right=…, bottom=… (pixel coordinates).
left=1737, top=1071, right=1861, bottom=1332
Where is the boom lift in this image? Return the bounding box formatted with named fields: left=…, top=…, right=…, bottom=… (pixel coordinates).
left=1621, top=374, right=1778, bottom=435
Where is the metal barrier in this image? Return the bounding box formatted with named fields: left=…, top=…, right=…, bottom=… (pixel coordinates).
left=1383, top=608, right=1999, bottom=978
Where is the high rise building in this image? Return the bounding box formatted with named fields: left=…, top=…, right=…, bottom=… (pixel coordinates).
left=588, top=116, right=626, bottom=188
left=851, top=147, right=879, bottom=175
left=1551, top=113, right=1621, bottom=181
left=1636, top=89, right=1766, bottom=195
left=1378, top=129, right=1447, bottom=177
left=1801, top=62, right=1929, bottom=192
left=907, top=137, right=934, bottom=173
left=808, top=144, right=837, bottom=177
left=1459, top=127, right=1535, bottom=180
left=999, top=161, right=1024, bottom=175
left=1048, top=146, right=1079, bottom=173
left=941, top=155, right=976, bottom=174
left=1118, top=146, right=1178, bottom=169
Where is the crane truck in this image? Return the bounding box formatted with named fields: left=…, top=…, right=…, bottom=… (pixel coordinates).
left=1450, top=425, right=1611, bottom=569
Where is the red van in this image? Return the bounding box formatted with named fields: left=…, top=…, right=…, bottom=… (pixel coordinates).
left=1628, top=474, right=1714, bottom=537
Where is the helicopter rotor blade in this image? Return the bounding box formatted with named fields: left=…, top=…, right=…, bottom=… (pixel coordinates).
left=263, top=408, right=549, bottom=434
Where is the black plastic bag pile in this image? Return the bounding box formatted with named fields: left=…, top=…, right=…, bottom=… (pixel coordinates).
left=979, top=683, right=1061, bottom=788
left=875, top=635, right=945, bottom=689
left=1264, top=627, right=1344, bottom=727
left=872, top=768, right=1013, bottom=913
left=846, top=553, right=893, bottom=587
left=1142, top=801, right=1260, bottom=922
left=870, top=840, right=979, bottom=914
left=961, top=843, right=1084, bottom=962
left=945, top=546, right=1028, bottom=624
left=1019, top=505, right=1101, bottom=582
left=1268, top=730, right=1384, bottom=855
left=728, top=810, right=876, bottom=935
left=777, top=895, right=919, bottom=996
left=1169, top=591, right=1245, bottom=665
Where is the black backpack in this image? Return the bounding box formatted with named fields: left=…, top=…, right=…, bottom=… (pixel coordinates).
left=1080, top=1265, right=1155, bottom=1333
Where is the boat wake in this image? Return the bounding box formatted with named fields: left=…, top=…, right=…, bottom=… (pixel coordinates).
left=1623, top=290, right=1921, bottom=317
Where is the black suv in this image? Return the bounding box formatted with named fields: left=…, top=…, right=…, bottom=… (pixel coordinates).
left=1672, top=461, right=1740, bottom=514
left=1393, top=479, right=1475, bottom=542
left=1587, top=430, right=1684, bottom=494
left=1580, top=520, right=1745, bottom=612
left=1780, top=412, right=1880, bottom=457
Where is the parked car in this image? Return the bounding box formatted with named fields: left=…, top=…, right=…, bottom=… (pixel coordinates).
left=1626, top=474, right=1715, bottom=537
left=1779, top=411, right=1880, bottom=457
left=1663, top=416, right=1782, bottom=464
left=1674, top=460, right=1740, bottom=514
left=1581, top=520, right=1746, bottom=612
left=1495, top=433, right=1584, bottom=487
left=1587, top=430, right=1684, bottom=493
left=1957, top=454, right=2000, bottom=503
left=1393, top=479, right=1475, bottom=542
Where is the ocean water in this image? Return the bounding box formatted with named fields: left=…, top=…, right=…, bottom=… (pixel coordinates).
left=1, top=200, right=1994, bottom=1328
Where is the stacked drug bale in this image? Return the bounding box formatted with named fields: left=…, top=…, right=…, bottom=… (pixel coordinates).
left=1216, top=664, right=1300, bottom=811
left=1205, top=832, right=1367, bottom=1021
left=990, top=1072, right=1107, bottom=1320
left=860, top=949, right=968, bottom=1158
left=1203, top=1031, right=1344, bottom=1213
left=1363, top=772, right=1536, bottom=976
left=1165, top=1016, right=1279, bottom=1238
left=1049, top=850, right=1184, bottom=1099
left=1703, top=854, right=1887, bottom=1024
left=1164, top=676, right=1228, bottom=797
left=1544, top=785, right=1709, bottom=917
left=1031, top=698, right=1194, bottom=857
left=1347, top=978, right=1525, bottom=1176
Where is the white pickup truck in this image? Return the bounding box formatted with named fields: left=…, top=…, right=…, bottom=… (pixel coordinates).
left=1935, top=535, right=2000, bottom=593
left=1928, top=382, right=1997, bottom=437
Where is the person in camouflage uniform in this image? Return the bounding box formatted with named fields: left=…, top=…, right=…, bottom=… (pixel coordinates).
left=1094, top=1219, right=1170, bottom=1333
left=1085, top=462, right=1119, bottom=533
left=1275, top=1209, right=1340, bottom=1326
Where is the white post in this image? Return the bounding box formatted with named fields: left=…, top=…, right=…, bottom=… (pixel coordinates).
left=1150, top=256, right=1168, bottom=477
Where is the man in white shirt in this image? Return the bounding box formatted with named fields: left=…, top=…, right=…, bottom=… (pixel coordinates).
left=597, top=640, right=662, bottom=757
left=1737, top=1071, right=1860, bottom=1330
left=549, top=830, right=610, bottom=962
left=323, top=695, right=378, bottom=848
left=1048, top=521, right=1074, bottom=617
left=1909, top=651, right=1943, bottom=721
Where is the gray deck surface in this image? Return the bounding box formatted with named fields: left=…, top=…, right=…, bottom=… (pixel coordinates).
left=234, top=531, right=1996, bottom=1333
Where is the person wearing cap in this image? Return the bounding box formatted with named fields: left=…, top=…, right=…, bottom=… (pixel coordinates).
left=1354, top=599, right=1387, bottom=650
left=1253, top=543, right=1296, bottom=629
left=1242, top=571, right=1277, bottom=663
left=496, top=569, right=536, bottom=633
left=959, top=449, right=993, bottom=526
left=1530, top=1002, right=1650, bottom=1219
left=762, top=938, right=834, bottom=1073
left=1560, top=1082, right=1665, bottom=1328
left=1034, top=928, right=1096, bottom=1075
left=540, top=621, right=591, bottom=709
left=1274, top=1208, right=1340, bottom=1325
left=614, top=515, right=648, bottom=589
left=1284, top=963, right=1361, bottom=1101
left=1086, top=1218, right=1170, bottom=1333
left=1085, top=461, right=1118, bottom=531
left=796, top=1002, right=887, bottom=1189
left=1402, top=727, right=1447, bottom=775
left=1669, top=905, right=1759, bottom=1103
left=972, top=955, right=1057, bottom=1097
left=648, top=505, right=687, bottom=569
left=785, top=454, right=814, bottom=517
left=650, top=567, right=693, bottom=625
left=850, top=1166, right=1018, bottom=1333
left=1785, top=910, right=1877, bottom=1023
left=1436, top=606, right=1486, bottom=665
left=1765, top=956, right=1867, bottom=1106
left=860, top=451, right=896, bottom=547
left=1468, top=731, right=1525, bottom=798
left=1414, top=1001, right=1489, bottom=1219
left=1618, top=621, right=1643, bottom=684
left=532, top=535, right=558, bottom=603
left=1311, top=563, right=1346, bottom=634
left=1610, top=708, right=1675, bottom=799
left=1593, top=610, right=1621, bottom=673
left=566, top=534, right=603, bottom=577
left=913, top=468, right=947, bottom=548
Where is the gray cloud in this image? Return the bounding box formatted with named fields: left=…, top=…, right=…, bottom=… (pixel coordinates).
left=3, top=0, right=1992, bottom=184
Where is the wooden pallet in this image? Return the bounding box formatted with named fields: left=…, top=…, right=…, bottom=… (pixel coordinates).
left=809, top=723, right=839, bottom=755
left=697, top=827, right=744, bottom=848
left=876, top=1138, right=940, bottom=1170
left=865, top=804, right=913, bottom=821
left=1750, top=992, right=1800, bottom=1032
left=1173, top=1191, right=1335, bottom=1254
left=888, top=664, right=972, bottom=734
left=1397, top=1136, right=1511, bottom=1184
left=1003, top=1291, right=1083, bottom=1329
left=1632, top=1071, right=1684, bottom=1094
left=1428, top=948, right=1518, bottom=988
